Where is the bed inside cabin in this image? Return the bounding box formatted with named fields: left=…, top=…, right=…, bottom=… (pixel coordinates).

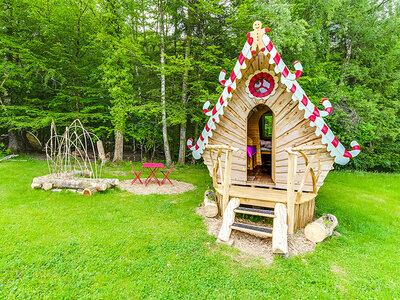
left=247, top=105, right=274, bottom=185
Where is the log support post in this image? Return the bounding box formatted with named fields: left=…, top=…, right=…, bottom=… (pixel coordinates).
left=222, top=149, right=233, bottom=216
left=273, top=203, right=288, bottom=256
left=286, top=150, right=298, bottom=234
left=218, top=197, right=240, bottom=242
left=206, top=145, right=238, bottom=217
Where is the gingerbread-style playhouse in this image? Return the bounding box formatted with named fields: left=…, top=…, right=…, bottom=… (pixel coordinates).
left=188, top=21, right=360, bottom=251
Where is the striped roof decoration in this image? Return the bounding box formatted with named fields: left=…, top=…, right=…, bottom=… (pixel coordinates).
left=187, top=22, right=360, bottom=165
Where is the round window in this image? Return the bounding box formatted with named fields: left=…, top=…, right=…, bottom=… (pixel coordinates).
left=248, top=72, right=275, bottom=98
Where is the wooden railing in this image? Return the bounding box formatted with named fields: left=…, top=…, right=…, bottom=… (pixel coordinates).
left=285, top=145, right=325, bottom=234
left=207, top=144, right=239, bottom=216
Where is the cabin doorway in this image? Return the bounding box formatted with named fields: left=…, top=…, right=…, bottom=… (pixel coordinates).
left=247, top=105, right=275, bottom=184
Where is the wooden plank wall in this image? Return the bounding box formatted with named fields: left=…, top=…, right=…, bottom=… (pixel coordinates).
left=202, top=51, right=335, bottom=192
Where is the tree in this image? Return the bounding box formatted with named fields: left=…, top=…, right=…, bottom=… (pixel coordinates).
left=158, top=0, right=172, bottom=165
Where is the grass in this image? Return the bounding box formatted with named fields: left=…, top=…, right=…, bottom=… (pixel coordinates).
left=0, top=157, right=399, bottom=298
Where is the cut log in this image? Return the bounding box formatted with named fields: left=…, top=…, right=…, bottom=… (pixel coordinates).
left=42, top=183, right=53, bottom=191
left=96, top=183, right=109, bottom=192
left=83, top=187, right=98, bottom=196
left=31, top=183, right=42, bottom=189
left=32, top=175, right=118, bottom=191
left=218, top=197, right=240, bottom=242
left=272, top=203, right=288, bottom=256
left=305, top=214, right=338, bottom=243
left=203, top=190, right=218, bottom=218
left=100, top=178, right=119, bottom=186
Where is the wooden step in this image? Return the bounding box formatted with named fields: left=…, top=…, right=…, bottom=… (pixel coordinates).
left=231, top=222, right=273, bottom=238
left=234, top=206, right=275, bottom=218
left=215, top=184, right=317, bottom=208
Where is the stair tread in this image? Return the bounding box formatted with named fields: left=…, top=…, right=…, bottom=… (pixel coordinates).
left=231, top=222, right=273, bottom=234
left=215, top=185, right=317, bottom=204
left=234, top=206, right=274, bottom=217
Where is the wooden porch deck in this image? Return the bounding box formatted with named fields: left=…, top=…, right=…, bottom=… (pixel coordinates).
left=215, top=184, right=317, bottom=208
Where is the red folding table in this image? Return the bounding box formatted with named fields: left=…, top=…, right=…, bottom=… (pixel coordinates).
left=142, top=163, right=165, bottom=186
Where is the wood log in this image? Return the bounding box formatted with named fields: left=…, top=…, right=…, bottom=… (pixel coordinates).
left=83, top=187, right=98, bottom=196
left=96, top=183, right=109, bottom=192
left=31, top=183, right=42, bottom=189
left=100, top=178, right=119, bottom=186
left=42, top=183, right=53, bottom=191
left=305, top=214, right=338, bottom=243
left=32, top=176, right=118, bottom=191
left=203, top=190, right=218, bottom=218
left=272, top=203, right=288, bottom=256
left=218, top=197, right=240, bottom=242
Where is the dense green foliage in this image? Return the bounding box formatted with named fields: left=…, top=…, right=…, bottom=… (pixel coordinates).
left=0, top=0, right=399, bottom=170
left=0, top=159, right=399, bottom=297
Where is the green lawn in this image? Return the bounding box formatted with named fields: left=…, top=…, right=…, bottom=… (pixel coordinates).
left=0, top=158, right=399, bottom=299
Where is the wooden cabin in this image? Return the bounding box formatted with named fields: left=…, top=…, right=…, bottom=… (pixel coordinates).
left=187, top=22, right=360, bottom=245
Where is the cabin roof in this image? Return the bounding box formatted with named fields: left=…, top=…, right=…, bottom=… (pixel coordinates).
left=187, top=23, right=360, bottom=165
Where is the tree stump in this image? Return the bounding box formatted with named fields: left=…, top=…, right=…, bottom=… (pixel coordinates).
left=305, top=214, right=338, bottom=243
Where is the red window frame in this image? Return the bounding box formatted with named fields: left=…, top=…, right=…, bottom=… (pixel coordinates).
left=248, top=72, right=275, bottom=98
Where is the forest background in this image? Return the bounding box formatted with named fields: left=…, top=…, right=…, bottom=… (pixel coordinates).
left=0, top=0, right=399, bottom=171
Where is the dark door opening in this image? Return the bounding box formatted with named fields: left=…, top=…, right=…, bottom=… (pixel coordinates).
left=247, top=105, right=274, bottom=184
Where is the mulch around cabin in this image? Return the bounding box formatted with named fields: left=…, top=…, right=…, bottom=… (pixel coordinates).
left=196, top=206, right=316, bottom=264
left=118, top=179, right=196, bottom=195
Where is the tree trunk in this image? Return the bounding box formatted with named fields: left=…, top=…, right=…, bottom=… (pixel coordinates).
left=113, top=129, right=123, bottom=162
left=97, top=140, right=106, bottom=166
left=177, top=28, right=191, bottom=165
left=159, top=0, right=172, bottom=165
left=8, top=129, right=24, bottom=153
left=2, top=87, right=23, bottom=154
left=151, top=138, right=156, bottom=161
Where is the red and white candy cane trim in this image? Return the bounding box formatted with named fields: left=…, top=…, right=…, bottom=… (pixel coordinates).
left=317, top=98, right=332, bottom=117
left=261, top=33, right=360, bottom=165
left=219, top=38, right=253, bottom=89
left=260, top=35, right=303, bottom=84
left=187, top=86, right=233, bottom=159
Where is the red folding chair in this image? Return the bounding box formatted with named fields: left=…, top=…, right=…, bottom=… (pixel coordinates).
left=131, top=162, right=143, bottom=184
left=161, top=162, right=174, bottom=185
